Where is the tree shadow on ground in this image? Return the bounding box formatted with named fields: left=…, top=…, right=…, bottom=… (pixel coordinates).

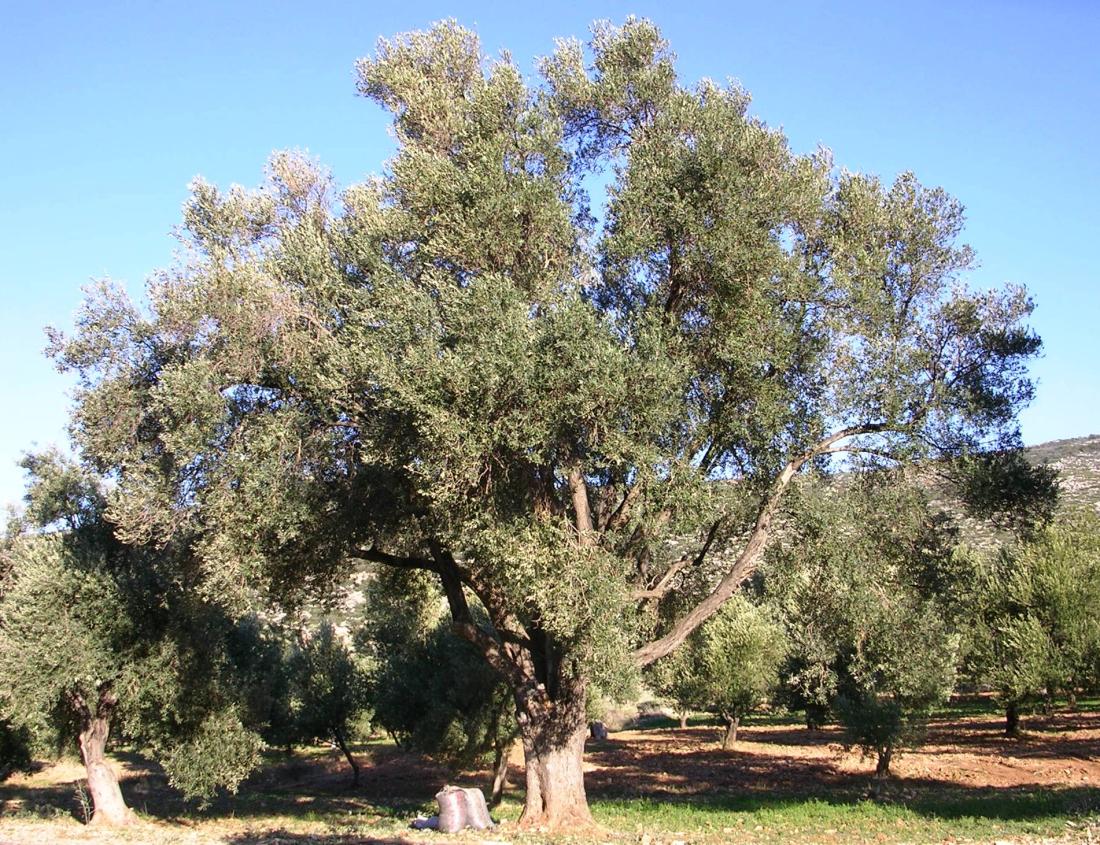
left=0, top=777, right=87, bottom=822
left=0, top=745, right=452, bottom=825
left=914, top=710, right=1100, bottom=761
left=583, top=730, right=1100, bottom=823
left=225, top=833, right=414, bottom=845
left=5, top=720, right=1099, bottom=830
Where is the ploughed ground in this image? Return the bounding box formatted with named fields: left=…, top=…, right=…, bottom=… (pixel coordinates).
left=2, top=707, right=1098, bottom=844
left=584, top=709, right=1100, bottom=797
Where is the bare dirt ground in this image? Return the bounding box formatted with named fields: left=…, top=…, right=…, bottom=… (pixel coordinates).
left=2, top=708, right=1097, bottom=844
left=583, top=709, right=1100, bottom=798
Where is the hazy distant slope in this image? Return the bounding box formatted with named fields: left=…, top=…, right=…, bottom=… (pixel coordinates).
left=1025, top=434, right=1100, bottom=514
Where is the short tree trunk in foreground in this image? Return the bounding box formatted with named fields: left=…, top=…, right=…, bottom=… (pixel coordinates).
left=721, top=715, right=740, bottom=750
left=516, top=691, right=593, bottom=830
left=678, top=711, right=690, bottom=729
left=1005, top=701, right=1021, bottom=738
left=332, top=726, right=360, bottom=786
left=78, top=711, right=134, bottom=826
left=874, top=744, right=893, bottom=778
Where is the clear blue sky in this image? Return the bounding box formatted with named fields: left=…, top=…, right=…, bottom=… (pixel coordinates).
left=2, top=0, right=1098, bottom=513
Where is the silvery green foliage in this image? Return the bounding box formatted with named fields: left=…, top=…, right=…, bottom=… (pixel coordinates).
left=48, top=19, right=1039, bottom=747
left=764, top=476, right=960, bottom=772
left=0, top=454, right=262, bottom=802
left=970, top=511, right=1100, bottom=712
left=653, top=594, right=785, bottom=726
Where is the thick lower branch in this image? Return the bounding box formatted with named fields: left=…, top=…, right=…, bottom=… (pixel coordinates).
left=353, top=545, right=437, bottom=571
left=633, top=423, right=888, bottom=667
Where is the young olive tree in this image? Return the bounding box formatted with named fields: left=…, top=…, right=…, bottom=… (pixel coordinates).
left=970, top=511, right=1100, bottom=735
left=49, top=20, right=1039, bottom=828
left=765, top=477, right=961, bottom=777
left=0, top=454, right=262, bottom=825
left=288, top=623, right=370, bottom=784
left=655, top=595, right=785, bottom=749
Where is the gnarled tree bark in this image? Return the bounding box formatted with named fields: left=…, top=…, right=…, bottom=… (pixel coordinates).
left=721, top=714, right=740, bottom=750
left=514, top=686, right=593, bottom=830
left=75, top=691, right=134, bottom=826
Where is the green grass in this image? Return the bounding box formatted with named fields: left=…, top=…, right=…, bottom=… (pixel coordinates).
left=6, top=713, right=1100, bottom=845
left=589, top=789, right=1099, bottom=844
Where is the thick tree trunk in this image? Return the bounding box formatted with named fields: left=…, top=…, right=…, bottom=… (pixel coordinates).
left=721, top=715, right=740, bottom=750
left=679, top=712, right=689, bottom=730
left=516, top=695, right=594, bottom=831
left=1005, top=701, right=1021, bottom=738
left=332, top=726, right=360, bottom=786
left=78, top=711, right=133, bottom=826
left=489, top=739, right=511, bottom=807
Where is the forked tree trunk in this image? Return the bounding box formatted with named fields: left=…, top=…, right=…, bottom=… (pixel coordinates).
left=78, top=710, right=134, bottom=826
left=516, top=693, right=594, bottom=830
left=875, top=744, right=893, bottom=778
left=678, top=711, right=690, bottom=729
left=721, top=715, right=740, bottom=750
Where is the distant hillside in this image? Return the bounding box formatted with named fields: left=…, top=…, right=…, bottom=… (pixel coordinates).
left=925, top=434, right=1100, bottom=552
left=1024, top=434, right=1100, bottom=514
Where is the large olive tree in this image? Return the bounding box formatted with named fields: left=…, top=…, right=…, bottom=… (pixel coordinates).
left=50, top=20, right=1039, bottom=828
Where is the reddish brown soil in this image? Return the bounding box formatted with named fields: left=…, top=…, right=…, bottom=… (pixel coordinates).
left=579, top=709, right=1100, bottom=799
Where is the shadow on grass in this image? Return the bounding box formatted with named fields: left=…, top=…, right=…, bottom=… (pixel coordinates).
left=225, top=833, right=413, bottom=845
left=591, top=785, right=1100, bottom=823
left=4, top=722, right=1098, bottom=832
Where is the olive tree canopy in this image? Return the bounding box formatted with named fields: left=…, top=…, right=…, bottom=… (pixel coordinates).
left=0, top=453, right=262, bottom=826
left=50, top=19, right=1039, bottom=828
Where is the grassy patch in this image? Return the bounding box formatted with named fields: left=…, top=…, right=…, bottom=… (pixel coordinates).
left=591, top=788, right=1099, bottom=844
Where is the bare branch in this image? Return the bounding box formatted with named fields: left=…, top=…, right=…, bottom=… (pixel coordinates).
left=431, top=548, right=530, bottom=689
left=633, top=516, right=725, bottom=601
left=602, top=480, right=642, bottom=534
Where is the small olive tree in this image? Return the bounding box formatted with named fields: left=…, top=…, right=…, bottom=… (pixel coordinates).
left=833, top=599, right=958, bottom=778
left=766, top=476, right=960, bottom=777
left=0, top=454, right=262, bottom=825
left=969, top=511, right=1100, bottom=735
left=654, top=595, right=785, bottom=748
left=288, top=623, right=370, bottom=784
